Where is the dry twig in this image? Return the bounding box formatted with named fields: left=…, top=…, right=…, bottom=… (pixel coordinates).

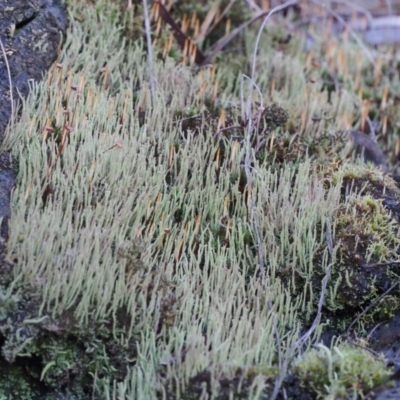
left=242, top=2, right=299, bottom=399
left=142, top=0, right=155, bottom=106
left=346, top=279, right=400, bottom=340
left=363, top=260, right=400, bottom=268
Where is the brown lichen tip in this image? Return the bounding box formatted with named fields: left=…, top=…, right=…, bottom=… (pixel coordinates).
left=348, top=130, right=388, bottom=173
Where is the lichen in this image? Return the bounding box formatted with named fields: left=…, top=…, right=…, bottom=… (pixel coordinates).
left=2, top=0, right=400, bottom=398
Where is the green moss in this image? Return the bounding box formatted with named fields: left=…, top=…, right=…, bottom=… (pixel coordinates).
left=292, top=343, right=392, bottom=399
left=0, top=362, right=43, bottom=400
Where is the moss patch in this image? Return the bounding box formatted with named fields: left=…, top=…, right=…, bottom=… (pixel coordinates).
left=291, top=342, right=392, bottom=399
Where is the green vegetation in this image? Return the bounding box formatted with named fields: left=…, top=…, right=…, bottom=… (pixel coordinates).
left=292, top=343, right=392, bottom=399
left=1, top=0, right=400, bottom=398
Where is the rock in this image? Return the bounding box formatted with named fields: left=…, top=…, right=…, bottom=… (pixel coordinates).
left=348, top=130, right=388, bottom=173
left=0, top=0, right=68, bottom=264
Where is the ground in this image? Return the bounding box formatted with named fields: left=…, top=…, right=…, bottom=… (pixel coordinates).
left=1, top=1, right=400, bottom=399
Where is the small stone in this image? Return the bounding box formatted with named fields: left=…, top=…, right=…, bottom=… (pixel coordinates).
left=348, top=130, right=388, bottom=173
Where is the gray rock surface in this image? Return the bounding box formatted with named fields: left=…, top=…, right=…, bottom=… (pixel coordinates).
left=0, top=0, right=68, bottom=269
left=349, top=130, right=388, bottom=173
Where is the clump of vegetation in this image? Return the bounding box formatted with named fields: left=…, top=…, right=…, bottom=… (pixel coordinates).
left=327, top=165, right=400, bottom=317
left=166, top=365, right=278, bottom=400
left=291, top=342, right=392, bottom=399
left=276, top=162, right=400, bottom=334
left=0, top=240, right=177, bottom=397
left=1, top=0, right=400, bottom=398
